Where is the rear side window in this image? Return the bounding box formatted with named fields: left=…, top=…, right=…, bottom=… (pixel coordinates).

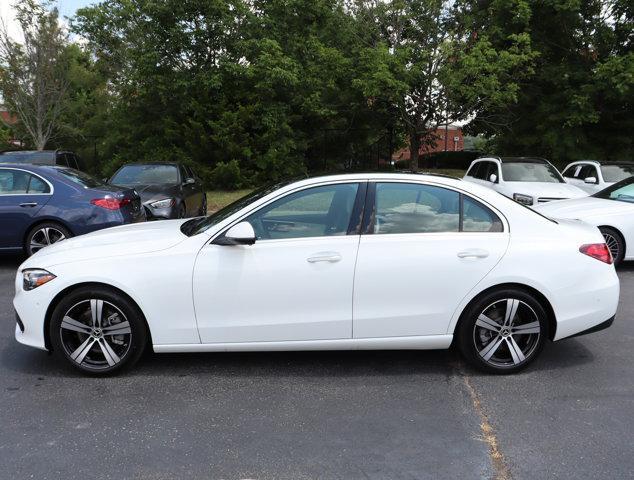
left=0, top=169, right=50, bottom=194
left=372, top=182, right=503, bottom=234
left=374, top=183, right=460, bottom=234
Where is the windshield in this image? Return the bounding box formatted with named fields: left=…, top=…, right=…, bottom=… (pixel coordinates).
left=601, top=164, right=634, bottom=183
left=0, top=151, right=55, bottom=164
left=593, top=177, right=634, bottom=203
left=111, top=164, right=179, bottom=185
left=53, top=167, right=104, bottom=188
left=181, top=182, right=288, bottom=236
left=501, top=162, right=563, bottom=183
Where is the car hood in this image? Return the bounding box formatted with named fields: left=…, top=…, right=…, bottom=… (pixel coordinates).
left=113, top=183, right=181, bottom=203
left=24, top=220, right=189, bottom=267
left=533, top=196, right=634, bottom=218
left=502, top=182, right=587, bottom=199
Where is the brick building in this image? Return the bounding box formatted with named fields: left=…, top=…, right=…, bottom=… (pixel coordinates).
left=392, top=123, right=464, bottom=163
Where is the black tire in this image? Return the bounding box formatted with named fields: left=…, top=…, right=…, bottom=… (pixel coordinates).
left=50, top=286, right=148, bottom=375
left=599, top=226, right=625, bottom=266
left=25, top=222, right=72, bottom=256
left=457, top=288, right=548, bottom=374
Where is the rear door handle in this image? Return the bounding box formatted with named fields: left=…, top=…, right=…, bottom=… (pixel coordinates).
left=457, top=249, right=489, bottom=259
left=19, top=202, right=38, bottom=208
left=307, top=252, right=342, bottom=263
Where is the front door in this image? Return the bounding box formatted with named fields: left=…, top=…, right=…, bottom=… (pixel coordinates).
left=193, top=182, right=363, bottom=343
left=353, top=181, right=509, bottom=338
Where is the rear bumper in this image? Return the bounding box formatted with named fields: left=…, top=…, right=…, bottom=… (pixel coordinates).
left=558, top=315, right=614, bottom=340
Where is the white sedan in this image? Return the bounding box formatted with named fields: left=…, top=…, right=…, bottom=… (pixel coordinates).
left=535, top=177, right=634, bottom=265
left=14, top=173, right=619, bottom=375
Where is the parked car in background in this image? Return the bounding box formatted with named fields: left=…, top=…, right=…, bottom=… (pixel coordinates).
left=0, top=150, right=81, bottom=170
left=463, top=156, right=586, bottom=206
left=14, top=173, right=618, bottom=375
left=561, top=160, right=634, bottom=194
left=0, top=164, right=145, bottom=256
left=535, top=176, right=634, bottom=265
left=108, top=162, right=206, bottom=219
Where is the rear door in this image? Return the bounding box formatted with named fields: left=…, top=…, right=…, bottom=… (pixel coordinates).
left=0, top=168, right=52, bottom=249
left=352, top=181, right=509, bottom=338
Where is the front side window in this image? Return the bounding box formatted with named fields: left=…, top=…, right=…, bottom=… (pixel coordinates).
left=594, top=177, right=634, bottom=203
left=578, top=165, right=598, bottom=182
left=0, top=169, right=49, bottom=194
left=110, top=164, right=180, bottom=186
left=466, top=162, right=481, bottom=178
left=245, top=183, right=359, bottom=240
left=374, top=183, right=460, bottom=234
left=501, top=162, right=564, bottom=183
left=562, top=165, right=577, bottom=179
left=601, top=164, right=634, bottom=183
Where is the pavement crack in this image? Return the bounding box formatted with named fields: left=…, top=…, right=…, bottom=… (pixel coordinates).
left=459, top=368, right=512, bottom=480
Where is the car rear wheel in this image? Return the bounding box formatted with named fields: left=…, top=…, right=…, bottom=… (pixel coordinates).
left=50, top=286, right=147, bottom=375
left=25, top=222, right=71, bottom=256
left=599, top=227, right=624, bottom=266
left=457, top=288, right=548, bottom=374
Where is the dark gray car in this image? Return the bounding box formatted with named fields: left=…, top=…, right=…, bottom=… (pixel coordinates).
left=108, top=162, right=206, bottom=219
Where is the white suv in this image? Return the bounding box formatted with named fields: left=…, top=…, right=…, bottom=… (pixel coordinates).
left=463, top=156, right=586, bottom=206
left=562, top=160, right=634, bottom=194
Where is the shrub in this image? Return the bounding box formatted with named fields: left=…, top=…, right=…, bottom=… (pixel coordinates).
left=210, top=160, right=243, bottom=190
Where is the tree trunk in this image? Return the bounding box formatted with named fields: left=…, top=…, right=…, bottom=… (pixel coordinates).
left=409, top=130, right=420, bottom=172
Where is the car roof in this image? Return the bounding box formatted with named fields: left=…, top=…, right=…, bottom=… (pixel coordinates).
left=118, top=162, right=181, bottom=166
left=568, top=160, right=634, bottom=165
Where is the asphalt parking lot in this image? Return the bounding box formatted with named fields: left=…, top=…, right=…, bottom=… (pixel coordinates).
left=1, top=255, right=632, bottom=480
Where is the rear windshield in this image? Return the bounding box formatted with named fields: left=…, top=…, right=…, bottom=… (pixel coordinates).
left=600, top=164, right=634, bottom=183
left=501, top=162, right=563, bottom=183
left=111, top=164, right=179, bottom=185
left=53, top=167, right=104, bottom=188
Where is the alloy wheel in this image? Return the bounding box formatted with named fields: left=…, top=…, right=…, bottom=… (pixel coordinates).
left=473, top=298, right=541, bottom=368
left=30, top=227, right=66, bottom=253
left=602, top=232, right=620, bottom=261
left=59, top=299, right=132, bottom=371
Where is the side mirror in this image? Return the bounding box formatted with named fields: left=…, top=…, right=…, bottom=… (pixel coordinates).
left=584, top=176, right=597, bottom=184
left=213, top=221, right=256, bottom=246
left=489, top=173, right=498, bottom=183
left=184, top=177, right=195, bottom=185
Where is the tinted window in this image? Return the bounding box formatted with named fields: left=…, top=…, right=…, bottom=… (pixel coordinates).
left=466, top=162, right=481, bottom=178
left=28, top=175, right=50, bottom=193
left=501, top=162, right=563, bottom=183
left=54, top=167, right=104, bottom=188
left=0, top=169, right=30, bottom=194
left=111, top=165, right=179, bottom=185
left=481, top=162, right=499, bottom=182
left=562, top=165, right=577, bottom=178
left=601, top=164, right=634, bottom=183
left=374, top=183, right=460, bottom=234
left=463, top=196, right=503, bottom=232
left=246, top=183, right=359, bottom=240
left=578, top=165, right=598, bottom=182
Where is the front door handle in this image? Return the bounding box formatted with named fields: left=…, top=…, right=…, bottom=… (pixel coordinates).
left=457, top=249, right=489, bottom=259
left=19, top=202, right=38, bottom=208
left=307, top=252, right=342, bottom=263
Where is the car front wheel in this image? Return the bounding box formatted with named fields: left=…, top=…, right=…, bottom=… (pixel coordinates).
left=50, top=286, right=147, bottom=375
left=457, top=289, right=548, bottom=374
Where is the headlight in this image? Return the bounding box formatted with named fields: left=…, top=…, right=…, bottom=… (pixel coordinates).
left=22, top=269, right=56, bottom=291
left=513, top=193, right=534, bottom=206
left=150, top=198, right=175, bottom=209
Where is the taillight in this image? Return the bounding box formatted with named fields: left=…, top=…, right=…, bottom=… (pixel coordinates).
left=579, top=243, right=613, bottom=264
left=91, top=197, right=131, bottom=210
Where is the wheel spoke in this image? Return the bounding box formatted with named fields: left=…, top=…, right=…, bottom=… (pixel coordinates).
left=506, top=336, right=526, bottom=365
left=70, top=337, right=96, bottom=364
left=512, top=321, right=540, bottom=335
left=42, top=228, right=51, bottom=245
left=479, top=336, right=504, bottom=361
left=503, top=299, right=520, bottom=327
left=97, top=338, right=120, bottom=366
left=90, top=299, right=104, bottom=328
left=103, top=321, right=131, bottom=336
left=476, top=314, right=501, bottom=332
left=61, top=316, right=92, bottom=335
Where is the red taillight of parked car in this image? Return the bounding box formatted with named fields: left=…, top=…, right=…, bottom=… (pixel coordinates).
left=579, top=243, right=613, bottom=264
left=91, top=197, right=131, bottom=210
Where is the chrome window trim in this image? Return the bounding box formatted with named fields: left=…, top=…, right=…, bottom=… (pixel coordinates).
left=0, top=167, right=54, bottom=196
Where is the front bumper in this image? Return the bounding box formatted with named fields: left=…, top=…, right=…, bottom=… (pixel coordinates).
left=13, top=271, right=50, bottom=351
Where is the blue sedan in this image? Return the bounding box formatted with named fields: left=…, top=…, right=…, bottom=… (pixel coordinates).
left=0, top=164, right=145, bottom=256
